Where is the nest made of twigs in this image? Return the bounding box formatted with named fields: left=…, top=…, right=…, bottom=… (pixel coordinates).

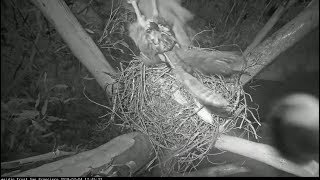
left=109, top=53, right=260, bottom=175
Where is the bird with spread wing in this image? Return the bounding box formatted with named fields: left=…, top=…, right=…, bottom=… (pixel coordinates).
left=127, top=0, right=245, bottom=117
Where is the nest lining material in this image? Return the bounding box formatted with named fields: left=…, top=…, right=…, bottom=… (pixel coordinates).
left=110, top=53, right=260, bottom=174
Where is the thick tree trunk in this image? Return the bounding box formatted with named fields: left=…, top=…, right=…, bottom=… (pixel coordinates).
left=244, top=0, right=298, bottom=54
left=241, top=0, right=319, bottom=85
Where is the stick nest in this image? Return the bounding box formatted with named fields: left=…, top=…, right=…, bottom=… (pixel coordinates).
left=109, top=55, right=259, bottom=175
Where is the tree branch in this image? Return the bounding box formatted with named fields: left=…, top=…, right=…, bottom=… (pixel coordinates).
left=241, top=0, right=319, bottom=85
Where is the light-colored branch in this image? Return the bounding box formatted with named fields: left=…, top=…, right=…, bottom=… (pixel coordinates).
left=12, top=132, right=154, bottom=177
left=215, top=134, right=319, bottom=177
left=241, top=0, right=319, bottom=85
left=31, top=0, right=117, bottom=94
left=10, top=131, right=318, bottom=177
